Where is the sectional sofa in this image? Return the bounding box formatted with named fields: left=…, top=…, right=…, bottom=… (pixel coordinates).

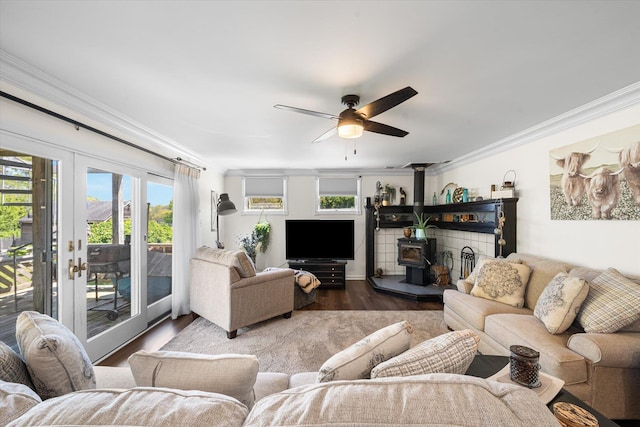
left=2, top=311, right=564, bottom=426
left=443, top=253, right=640, bottom=420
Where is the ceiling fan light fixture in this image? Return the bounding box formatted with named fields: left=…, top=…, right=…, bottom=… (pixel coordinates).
left=338, top=122, right=364, bottom=139
left=338, top=110, right=364, bottom=139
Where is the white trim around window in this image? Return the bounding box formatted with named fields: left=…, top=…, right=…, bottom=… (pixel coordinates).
left=242, top=176, right=288, bottom=214
left=315, top=176, right=362, bottom=215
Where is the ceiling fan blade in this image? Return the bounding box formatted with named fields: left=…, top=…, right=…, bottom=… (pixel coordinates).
left=274, top=104, right=339, bottom=120
left=356, top=86, right=418, bottom=119
left=364, top=120, right=409, bottom=137
left=312, top=127, right=337, bottom=143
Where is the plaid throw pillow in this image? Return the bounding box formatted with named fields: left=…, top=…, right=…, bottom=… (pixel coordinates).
left=577, top=268, right=640, bottom=333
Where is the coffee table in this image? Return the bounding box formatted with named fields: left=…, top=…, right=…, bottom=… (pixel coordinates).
left=465, top=355, right=618, bottom=427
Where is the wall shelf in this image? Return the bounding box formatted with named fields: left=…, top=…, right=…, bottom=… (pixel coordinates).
left=365, top=198, right=519, bottom=289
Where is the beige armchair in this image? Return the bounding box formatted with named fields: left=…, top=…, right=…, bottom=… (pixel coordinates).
left=189, top=246, right=295, bottom=338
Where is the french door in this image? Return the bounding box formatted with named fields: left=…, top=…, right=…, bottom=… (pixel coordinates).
left=1, top=133, right=172, bottom=361
left=74, top=156, right=147, bottom=360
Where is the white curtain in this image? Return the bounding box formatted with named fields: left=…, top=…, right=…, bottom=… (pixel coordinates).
left=172, top=164, right=201, bottom=319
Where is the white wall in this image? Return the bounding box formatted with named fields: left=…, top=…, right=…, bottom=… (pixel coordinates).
left=219, top=173, right=416, bottom=280
left=428, top=103, right=640, bottom=276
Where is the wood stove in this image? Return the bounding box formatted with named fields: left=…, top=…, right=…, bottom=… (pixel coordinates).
left=397, top=237, right=436, bottom=285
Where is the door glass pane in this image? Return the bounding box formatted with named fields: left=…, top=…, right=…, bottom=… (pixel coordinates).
left=0, top=152, right=58, bottom=351
left=147, top=182, right=173, bottom=306
left=86, top=169, right=134, bottom=338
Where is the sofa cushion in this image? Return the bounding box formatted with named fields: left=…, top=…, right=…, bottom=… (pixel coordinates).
left=7, top=387, right=248, bottom=427
left=534, top=272, right=589, bottom=334
left=370, top=329, right=479, bottom=378
left=243, top=374, right=561, bottom=426
left=0, top=380, right=41, bottom=426
left=317, top=320, right=412, bottom=383
left=128, top=351, right=258, bottom=407
left=470, top=261, right=532, bottom=308
left=195, top=246, right=256, bottom=278
left=443, top=289, right=532, bottom=331
left=15, top=311, right=95, bottom=399
left=484, top=314, right=587, bottom=385
left=0, top=341, right=34, bottom=390
left=515, top=254, right=574, bottom=310
left=576, top=268, right=640, bottom=333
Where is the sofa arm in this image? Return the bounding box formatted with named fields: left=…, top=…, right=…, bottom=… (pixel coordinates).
left=567, top=332, right=640, bottom=368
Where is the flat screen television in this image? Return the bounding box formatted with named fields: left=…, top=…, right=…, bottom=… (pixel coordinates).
left=285, top=219, right=355, bottom=261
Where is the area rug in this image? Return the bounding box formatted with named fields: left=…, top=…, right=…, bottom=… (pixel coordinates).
left=160, top=310, right=449, bottom=374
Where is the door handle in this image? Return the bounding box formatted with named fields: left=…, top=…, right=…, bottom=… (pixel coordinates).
left=68, top=258, right=88, bottom=279
left=77, top=258, right=88, bottom=278
left=68, top=259, right=78, bottom=280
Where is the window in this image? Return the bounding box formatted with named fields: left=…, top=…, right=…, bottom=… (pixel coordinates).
left=316, top=176, right=361, bottom=214
left=243, top=176, right=287, bottom=213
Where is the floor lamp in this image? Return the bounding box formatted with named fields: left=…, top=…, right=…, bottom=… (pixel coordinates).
left=216, top=193, right=237, bottom=248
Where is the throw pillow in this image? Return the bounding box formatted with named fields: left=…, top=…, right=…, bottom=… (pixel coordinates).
left=128, top=351, right=259, bottom=407
left=463, top=255, right=522, bottom=288
left=294, top=270, right=321, bottom=293
left=0, top=341, right=35, bottom=390
left=15, top=311, right=95, bottom=399
left=370, top=329, right=479, bottom=378
left=470, top=261, right=532, bottom=308
left=577, top=268, right=640, bottom=333
left=0, top=380, right=42, bottom=425
left=316, top=320, right=413, bottom=383
left=534, top=272, right=589, bottom=334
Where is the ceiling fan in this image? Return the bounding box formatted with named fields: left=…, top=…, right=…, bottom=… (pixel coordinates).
left=274, top=86, right=418, bottom=143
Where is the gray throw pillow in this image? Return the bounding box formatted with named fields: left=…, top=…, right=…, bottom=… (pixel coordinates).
left=577, top=268, right=640, bottom=333
left=316, top=320, right=413, bottom=383
left=0, top=341, right=34, bottom=390
left=16, top=311, right=95, bottom=399
left=370, top=329, right=479, bottom=378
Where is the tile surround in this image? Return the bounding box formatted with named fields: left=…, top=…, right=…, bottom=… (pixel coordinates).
left=373, top=228, right=496, bottom=279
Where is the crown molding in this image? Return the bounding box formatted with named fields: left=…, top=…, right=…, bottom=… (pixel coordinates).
left=0, top=50, right=201, bottom=164
left=429, top=81, right=640, bottom=175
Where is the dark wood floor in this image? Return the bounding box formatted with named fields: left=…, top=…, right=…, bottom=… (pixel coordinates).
left=98, top=280, right=443, bottom=367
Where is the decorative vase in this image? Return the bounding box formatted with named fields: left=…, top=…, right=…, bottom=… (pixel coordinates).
left=415, top=228, right=426, bottom=240
left=382, top=192, right=390, bottom=206
left=403, top=227, right=412, bottom=238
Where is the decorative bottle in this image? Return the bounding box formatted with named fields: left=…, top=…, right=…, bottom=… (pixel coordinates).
left=432, top=192, right=437, bottom=205
left=462, top=188, right=469, bottom=203
left=446, top=189, right=452, bottom=204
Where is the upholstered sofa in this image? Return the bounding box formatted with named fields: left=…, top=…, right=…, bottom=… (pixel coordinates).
left=189, top=246, right=295, bottom=338
left=2, top=312, right=563, bottom=426
left=443, top=253, right=640, bottom=420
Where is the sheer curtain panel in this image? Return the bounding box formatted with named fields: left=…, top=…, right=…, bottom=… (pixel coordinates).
left=172, top=164, right=201, bottom=319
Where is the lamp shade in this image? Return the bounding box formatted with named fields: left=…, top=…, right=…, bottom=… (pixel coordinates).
left=217, top=193, right=237, bottom=215
left=337, top=110, right=364, bottom=139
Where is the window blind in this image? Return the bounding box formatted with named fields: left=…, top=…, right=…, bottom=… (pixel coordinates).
left=244, top=177, right=284, bottom=197
left=318, top=177, right=358, bottom=196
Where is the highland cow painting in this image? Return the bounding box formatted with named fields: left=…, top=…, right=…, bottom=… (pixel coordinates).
left=549, top=124, right=640, bottom=220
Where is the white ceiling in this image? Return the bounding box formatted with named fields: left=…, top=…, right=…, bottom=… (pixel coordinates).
left=1, top=1, right=640, bottom=172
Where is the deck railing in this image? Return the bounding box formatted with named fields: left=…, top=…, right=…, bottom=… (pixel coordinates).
left=0, top=243, right=34, bottom=311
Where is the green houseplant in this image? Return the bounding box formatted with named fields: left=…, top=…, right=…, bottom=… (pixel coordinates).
left=254, top=211, right=271, bottom=253
left=411, top=212, right=437, bottom=240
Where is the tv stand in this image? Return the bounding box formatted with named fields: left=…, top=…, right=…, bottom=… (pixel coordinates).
left=288, top=260, right=346, bottom=289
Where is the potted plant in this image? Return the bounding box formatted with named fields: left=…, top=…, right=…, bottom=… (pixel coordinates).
left=412, top=212, right=437, bottom=240
left=238, top=232, right=258, bottom=263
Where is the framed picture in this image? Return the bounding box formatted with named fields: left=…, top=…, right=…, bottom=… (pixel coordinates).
left=211, top=190, right=218, bottom=231
left=549, top=124, right=640, bottom=220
